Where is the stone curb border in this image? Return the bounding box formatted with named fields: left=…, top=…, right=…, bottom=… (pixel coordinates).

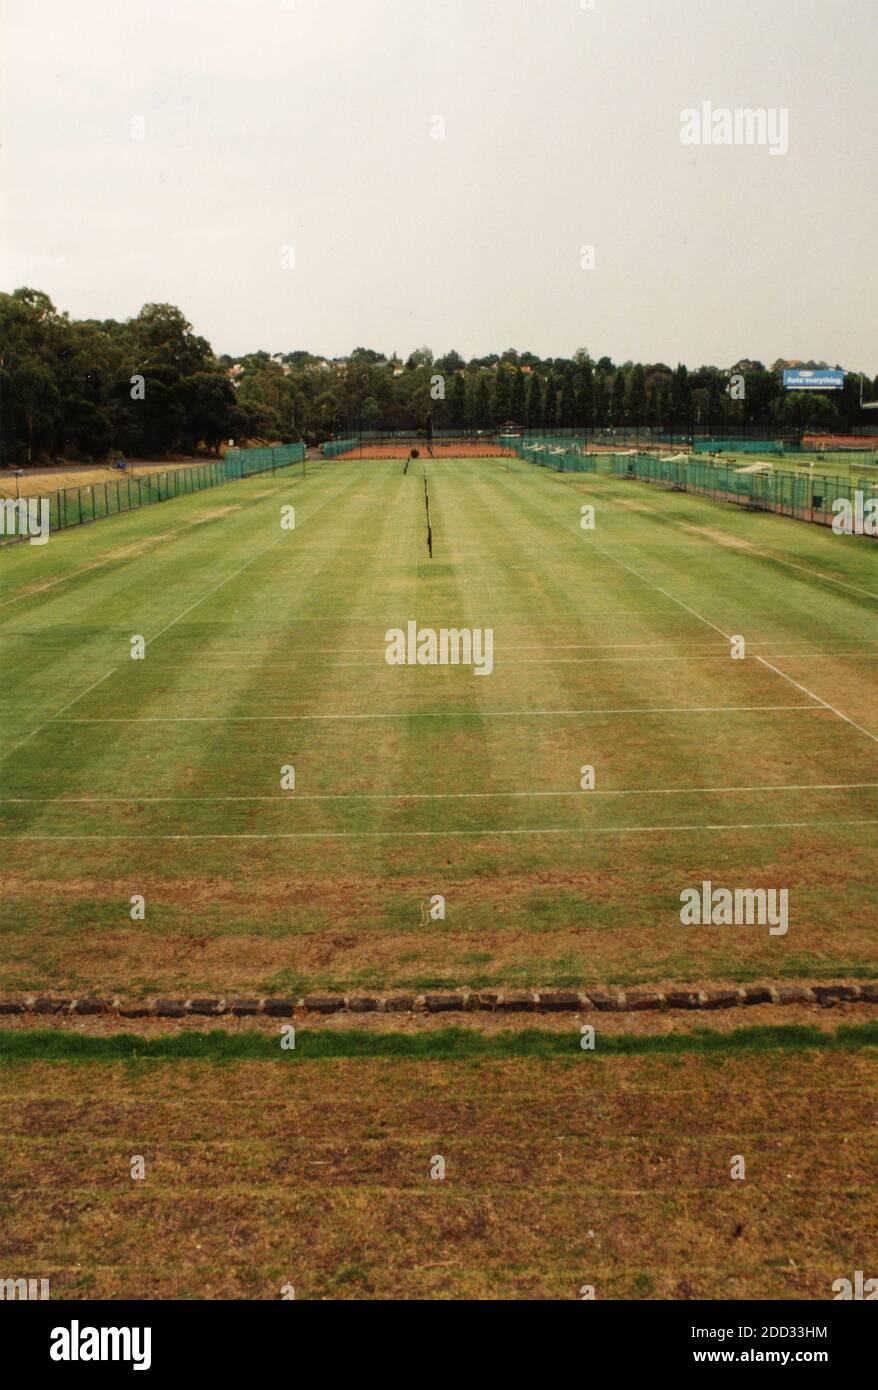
left=0, top=983, right=874, bottom=1019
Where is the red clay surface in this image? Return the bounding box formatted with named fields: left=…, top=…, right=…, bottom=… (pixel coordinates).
left=333, top=443, right=516, bottom=459
left=802, top=434, right=877, bottom=449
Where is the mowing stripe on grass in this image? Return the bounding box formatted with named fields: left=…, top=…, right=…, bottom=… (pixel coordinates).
left=3, top=817, right=876, bottom=841
left=38, top=650, right=875, bottom=670
left=146, top=468, right=356, bottom=656
left=1, top=1023, right=876, bottom=1062
left=740, top=554, right=878, bottom=601
left=93, top=639, right=878, bottom=651
left=50, top=703, right=824, bottom=723
left=0, top=467, right=361, bottom=766
left=137, top=460, right=356, bottom=649
left=2, top=781, right=875, bottom=803
left=34, top=650, right=877, bottom=669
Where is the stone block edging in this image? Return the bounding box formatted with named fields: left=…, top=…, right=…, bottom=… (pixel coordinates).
left=0, top=983, right=873, bottom=1019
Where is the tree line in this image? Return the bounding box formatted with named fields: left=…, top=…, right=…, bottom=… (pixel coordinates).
left=1, top=287, right=874, bottom=466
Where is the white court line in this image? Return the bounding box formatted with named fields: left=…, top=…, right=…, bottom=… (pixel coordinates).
left=0, top=668, right=118, bottom=762
left=84, top=651, right=878, bottom=671
left=509, top=485, right=733, bottom=639
left=0, top=552, right=154, bottom=611
left=0, top=613, right=731, bottom=628
left=143, top=532, right=290, bottom=649
left=51, top=703, right=824, bottom=724
left=6, top=633, right=876, bottom=652
left=337, top=650, right=878, bottom=669
left=21, top=639, right=864, bottom=663
left=746, top=553, right=878, bottom=601
left=4, top=781, right=876, bottom=804
left=126, top=640, right=878, bottom=656
left=9, top=640, right=732, bottom=654
left=756, top=654, right=878, bottom=746
left=4, top=818, right=876, bottom=842
left=515, top=479, right=878, bottom=747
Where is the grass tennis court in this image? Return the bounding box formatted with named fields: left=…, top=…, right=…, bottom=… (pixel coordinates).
left=1, top=457, right=876, bottom=999
left=2, top=454, right=876, bottom=1303
left=777, top=452, right=878, bottom=478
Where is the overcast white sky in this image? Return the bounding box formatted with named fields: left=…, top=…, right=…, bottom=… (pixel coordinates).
left=2, top=0, right=876, bottom=369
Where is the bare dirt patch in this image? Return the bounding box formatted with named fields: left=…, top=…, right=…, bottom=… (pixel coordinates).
left=676, top=522, right=754, bottom=551
left=187, top=505, right=242, bottom=525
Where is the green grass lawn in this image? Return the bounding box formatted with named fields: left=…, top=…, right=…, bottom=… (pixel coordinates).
left=3, top=459, right=876, bottom=1306
left=1, top=457, right=876, bottom=996
left=759, top=451, right=878, bottom=481
left=700, top=450, right=878, bottom=482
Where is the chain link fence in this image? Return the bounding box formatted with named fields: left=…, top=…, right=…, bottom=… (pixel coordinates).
left=1, top=445, right=306, bottom=545
left=609, top=452, right=875, bottom=530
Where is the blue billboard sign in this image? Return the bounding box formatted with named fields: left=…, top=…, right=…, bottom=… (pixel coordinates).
left=783, top=369, right=845, bottom=390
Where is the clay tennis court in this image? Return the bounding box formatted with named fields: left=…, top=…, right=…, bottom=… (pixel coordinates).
left=332, top=439, right=516, bottom=459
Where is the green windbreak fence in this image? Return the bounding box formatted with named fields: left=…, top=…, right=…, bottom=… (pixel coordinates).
left=322, top=437, right=358, bottom=459
left=1, top=444, right=306, bottom=544
left=692, top=438, right=786, bottom=455
left=610, top=453, right=689, bottom=487
left=224, top=443, right=305, bottom=475
left=515, top=439, right=597, bottom=473
left=610, top=452, right=876, bottom=531
left=358, top=429, right=500, bottom=441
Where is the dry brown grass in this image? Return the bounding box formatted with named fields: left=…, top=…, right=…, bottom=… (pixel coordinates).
left=0, top=459, right=216, bottom=499
left=2, top=1048, right=874, bottom=1299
